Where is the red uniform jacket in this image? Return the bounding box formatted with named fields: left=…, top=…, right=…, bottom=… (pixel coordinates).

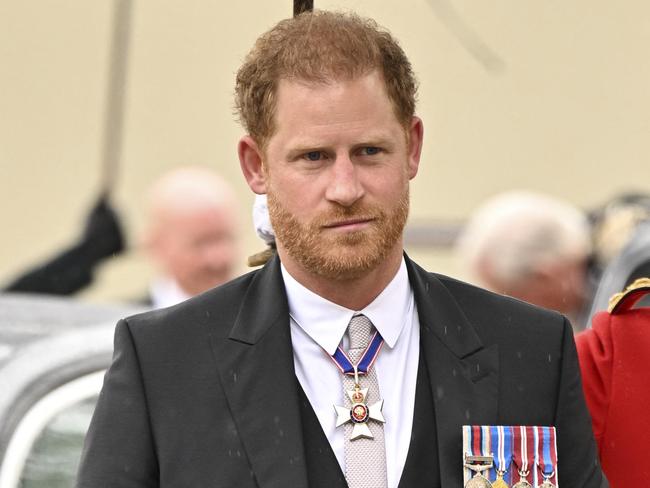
left=576, top=281, right=650, bottom=487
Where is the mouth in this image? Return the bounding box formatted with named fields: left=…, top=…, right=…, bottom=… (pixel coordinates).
left=322, top=218, right=375, bottom=231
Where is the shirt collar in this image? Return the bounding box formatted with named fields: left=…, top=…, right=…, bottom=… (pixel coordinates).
left=281, top=258, right=414, bottom=355
left=149, top=276, right=193, bottom=309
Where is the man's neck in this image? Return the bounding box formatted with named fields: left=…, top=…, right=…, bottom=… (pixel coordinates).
left=277, top=247, right=404, bottom=310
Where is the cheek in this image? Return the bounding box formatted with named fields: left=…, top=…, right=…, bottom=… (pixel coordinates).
left=268, top=174, right=323, bottom=212
left=168, top=240, right=200, bottom=265
left=170, top=253, right=195, bottom=273
left=361, top=167, right=408, bottom=197
left=207, top=240, right=237, bottom=263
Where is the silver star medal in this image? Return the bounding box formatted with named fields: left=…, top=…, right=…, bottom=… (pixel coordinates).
left=334, top=369, right=385, bottom=440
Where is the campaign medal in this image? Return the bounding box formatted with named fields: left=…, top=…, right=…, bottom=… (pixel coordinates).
left=512, top=426, right=533, bottom=488
left=512, top=477, right=532, bottom=488
left=331, top=329, right=385, bottom=440
left=512, top=473, right=532, bottom=488
left=490, top=425, right=512, bottom=488
left=464, top=426, right=493, bottom=488
left=536, top=426, right=558, bottom=488
left=464, top=455, right=494, bottom=488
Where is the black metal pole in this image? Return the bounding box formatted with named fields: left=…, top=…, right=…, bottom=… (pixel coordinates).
left=293, top=0, right=313, bottom=17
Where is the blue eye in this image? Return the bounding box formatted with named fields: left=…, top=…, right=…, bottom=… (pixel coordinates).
left=304, top=151, right=322, bottom=161
left=363, top=147, right=380, bottom=155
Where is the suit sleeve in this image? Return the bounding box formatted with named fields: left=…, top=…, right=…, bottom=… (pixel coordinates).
left=554, top=316, right=607, bottom=488
left=76, top=319, right=159, bottom=487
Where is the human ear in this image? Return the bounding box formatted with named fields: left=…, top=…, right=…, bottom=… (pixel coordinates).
left=407, top=117, right=424, bottom=180
left=238, top=135, right=267, bottom=194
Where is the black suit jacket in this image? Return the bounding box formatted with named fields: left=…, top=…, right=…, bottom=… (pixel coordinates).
left=77, top=255, right=604, bottom=487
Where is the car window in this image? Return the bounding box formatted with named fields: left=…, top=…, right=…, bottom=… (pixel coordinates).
left=0, top=372, right=104, bottom=488
left=19, top=396, right=96, bottom=488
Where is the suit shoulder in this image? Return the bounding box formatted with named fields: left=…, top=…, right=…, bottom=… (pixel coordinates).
left=429, top=271, right=568, bottom=339
left=438, top=271, right=562, bottom=315
left=122, top=269, right=260, bottom=338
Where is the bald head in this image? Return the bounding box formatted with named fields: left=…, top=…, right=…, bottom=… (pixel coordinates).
left=143, top=167, right=240, bottom=296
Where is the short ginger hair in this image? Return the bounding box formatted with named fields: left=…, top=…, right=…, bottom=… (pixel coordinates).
left=234, top=10, right=418, bottom=148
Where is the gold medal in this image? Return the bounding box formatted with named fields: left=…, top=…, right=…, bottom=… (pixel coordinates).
left=464, top=454, right=494, bottom=488
left=489, top=425, right=512, bottom=488
left=492, top=472, right=509, bottom=488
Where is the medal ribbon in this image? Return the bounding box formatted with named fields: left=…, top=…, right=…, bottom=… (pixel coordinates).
left=482, top=426, right=491, bottom=458
left=490, top=425, right=512, bottom=482
left=470, top=425, right=479, bottom=455
left=466, top=425, right=492, bottom=482
left=538, top=426, right=557, bottom=483
left=469, top=425, right=489, bottom=456
left=513, top=425, right=534, bottom=484
left=329, top=328, right=384, bottom=376
left=531, top=426, right=539, bottom=487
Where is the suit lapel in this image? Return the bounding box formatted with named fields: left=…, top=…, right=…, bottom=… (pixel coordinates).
left=210, top=257, right=309, bottom=488
left=406, top=257, right=499, bottom=487
left=209, top=255, right=498, bottom=487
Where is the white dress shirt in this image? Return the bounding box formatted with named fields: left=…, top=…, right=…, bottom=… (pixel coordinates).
left=282, top=258, right=420, bottom=488
left=149, top=277, right=192, bottom=309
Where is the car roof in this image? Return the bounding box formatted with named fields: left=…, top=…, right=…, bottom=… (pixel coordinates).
left=0, top=293, right=140, bottom=368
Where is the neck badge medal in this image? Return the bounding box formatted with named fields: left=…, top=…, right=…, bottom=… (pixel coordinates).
left=331, top=330, right=385, bottom=440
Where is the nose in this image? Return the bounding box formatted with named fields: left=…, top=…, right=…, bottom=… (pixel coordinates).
left=324, top=155, right=364, bottom=207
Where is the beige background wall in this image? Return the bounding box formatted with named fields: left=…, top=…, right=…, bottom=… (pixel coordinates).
left=1, top=0, right=648, bottom=302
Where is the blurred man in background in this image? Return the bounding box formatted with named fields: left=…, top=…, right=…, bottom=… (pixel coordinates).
left=457, top=190, right=592, bottom=329
left=141, top=166, right=240, bottom=308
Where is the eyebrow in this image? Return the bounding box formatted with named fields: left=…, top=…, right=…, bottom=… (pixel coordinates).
left=285, top=135, right=396, bottom=158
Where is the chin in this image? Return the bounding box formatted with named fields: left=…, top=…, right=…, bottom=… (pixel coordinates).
left=304, top=249, right=385, bottom=281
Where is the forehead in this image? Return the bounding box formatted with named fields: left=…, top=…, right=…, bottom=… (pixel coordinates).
left=277, top=70, right=389, bottom=108
left=270, top=72, right=402, bottom=143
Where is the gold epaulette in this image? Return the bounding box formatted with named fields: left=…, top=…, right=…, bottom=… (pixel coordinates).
left=607, top=277, right=650, bottom=313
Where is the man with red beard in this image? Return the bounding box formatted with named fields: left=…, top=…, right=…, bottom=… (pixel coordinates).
left=77, top=11, right=606, bottom=488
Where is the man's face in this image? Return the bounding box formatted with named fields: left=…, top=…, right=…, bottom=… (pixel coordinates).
left=158, top=205, right=238, bottom=295
left=258, top=71, right=422, bottom=280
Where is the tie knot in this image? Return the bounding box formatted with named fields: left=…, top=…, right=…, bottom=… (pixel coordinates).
left=347, top=314, right=374, bottom=350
